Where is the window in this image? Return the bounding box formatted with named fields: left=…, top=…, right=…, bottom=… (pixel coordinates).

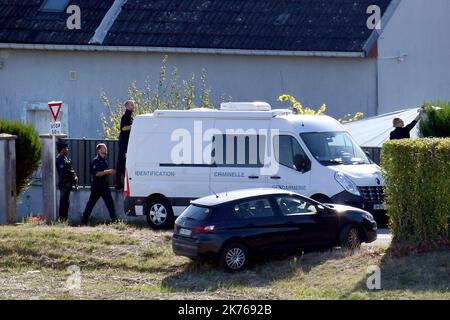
left=300, top=132, right=370, bottom=166
left=212, top=134, right=266, bottom=167
left=40, top=0, right=70, bottom=12
left=180, top=205, right=211, bottom=221
left=273, top=135, right=310, bottom=171
left=233, top=198, right=274, bottom=219
left=275, top=196, right=317, bottom=216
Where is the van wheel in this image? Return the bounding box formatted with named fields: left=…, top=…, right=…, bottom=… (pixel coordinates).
left=220, top=243, right=249, bottom=273
left=339, top=225, right=361, bottom=250
left=145, top=196, right=174, bottom=230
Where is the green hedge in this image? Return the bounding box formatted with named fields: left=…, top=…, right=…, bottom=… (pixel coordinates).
left=419, top=101, right=450, bottom=138
left=381, top=139, right=450, bottom=244
left=0, top=119, right=41, bottom=196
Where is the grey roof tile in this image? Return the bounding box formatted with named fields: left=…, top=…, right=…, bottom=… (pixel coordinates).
left=0, top=0, right=393, bottom=52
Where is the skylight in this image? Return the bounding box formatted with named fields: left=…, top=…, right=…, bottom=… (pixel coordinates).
left=40, top=0, right=71, bottom=12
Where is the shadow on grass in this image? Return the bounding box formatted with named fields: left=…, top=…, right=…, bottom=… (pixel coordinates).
left=161, top=248, right=351, bottom=293
left=352, top=245, right=450, bottom=295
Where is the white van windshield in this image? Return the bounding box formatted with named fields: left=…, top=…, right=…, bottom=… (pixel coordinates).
left=300, top=132, right=371, bottom=166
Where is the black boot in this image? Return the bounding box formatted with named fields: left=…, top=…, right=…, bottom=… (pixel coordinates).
left=81, top=214, right=90, bottom=225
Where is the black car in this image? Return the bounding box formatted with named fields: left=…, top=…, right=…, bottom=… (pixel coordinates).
left=172, top=188, right=377, bottom=272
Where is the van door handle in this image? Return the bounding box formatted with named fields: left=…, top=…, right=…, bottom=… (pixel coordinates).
left=270, top=176, right=281, bottom=180
left=248, top=176, right=259, bottom=179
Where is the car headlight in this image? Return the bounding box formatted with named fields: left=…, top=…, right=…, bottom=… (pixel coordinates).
left=334, top=172, right=361, bottom=196
left=362, top=211, right=374, bottom=221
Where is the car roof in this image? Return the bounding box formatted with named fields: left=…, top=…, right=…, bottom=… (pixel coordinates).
left=191, top=188, right=295, bottom=207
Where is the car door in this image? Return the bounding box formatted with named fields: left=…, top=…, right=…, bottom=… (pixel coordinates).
left=270, top=134, right=312, bottom=195
left=272, top=194, right=335, bottom=249
left=228, top=197, right=287, bottom=254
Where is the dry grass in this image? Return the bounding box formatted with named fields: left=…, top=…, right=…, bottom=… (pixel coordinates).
left=0, top=222, right=448, bottom=300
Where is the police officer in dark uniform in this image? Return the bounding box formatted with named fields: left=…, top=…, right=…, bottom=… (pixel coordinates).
left=82, top=143, right=118, bottom=225
left=390, top=109, right=423, bottom=140
left=115, top=100, right=135, bottom=190
left=56, top=142, right=78, bottom=222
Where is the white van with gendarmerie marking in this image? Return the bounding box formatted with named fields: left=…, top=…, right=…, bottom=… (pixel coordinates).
left=124, top=102, right=385, bottom=229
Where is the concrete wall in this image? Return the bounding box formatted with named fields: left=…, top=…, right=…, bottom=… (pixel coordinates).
left=377, top=0, right=450, bottom=114
left=0, top=49, right=378, bottom=138
left=16, top=186, right=145, bottom=224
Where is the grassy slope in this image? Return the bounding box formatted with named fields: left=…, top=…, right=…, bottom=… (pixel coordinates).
left=0, top=222, right=448, bottom=300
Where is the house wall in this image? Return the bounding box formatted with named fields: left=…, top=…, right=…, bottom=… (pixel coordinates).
left=377, top=0, right=450, bottom=114
left=0, top=49, right=377, bottom=138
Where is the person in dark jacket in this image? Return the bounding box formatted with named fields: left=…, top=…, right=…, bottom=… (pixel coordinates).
left=56, top=141, right=78, bottom=222
left=115, top=100, right=135, bottom=190
left=390, top=110, right=423, bottom=140
left=82, top=143, right=118, bottom=225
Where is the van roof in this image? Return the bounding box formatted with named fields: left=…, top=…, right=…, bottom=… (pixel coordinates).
left=151, top=108, right=292, bottom=120
left=138, top=109, right=345, bottom=133
left=191, top=188, right=295, bottom=207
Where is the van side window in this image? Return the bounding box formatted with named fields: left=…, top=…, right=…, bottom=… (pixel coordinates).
left=212, top=134, right=266, bottom=167
left=273, top=135, right=310, bottom=171
left=275, top=196, right=317, bottom=216
left=233, top=198, right=274, bottom=219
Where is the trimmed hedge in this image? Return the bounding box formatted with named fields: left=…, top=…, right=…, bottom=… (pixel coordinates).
left=0, top=119, right=41, bottom=196
left=419, top=101, right=450, bottom=138
left=381, top=139, right=450, bottom=244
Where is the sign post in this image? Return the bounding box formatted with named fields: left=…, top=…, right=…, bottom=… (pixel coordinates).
left=48, top=101, right=63, bottom=221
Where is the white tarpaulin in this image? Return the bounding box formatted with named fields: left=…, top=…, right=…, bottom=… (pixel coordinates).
left=343, top=108, right=421, bottom=148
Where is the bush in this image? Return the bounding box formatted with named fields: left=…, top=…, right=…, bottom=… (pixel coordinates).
left=0, top=119, right=41, bottom=196
left=278, top=94, right=364, bottom=123
left=419, top=101, right=450, bottom=138
left=381, top=139, right=450, bottom=244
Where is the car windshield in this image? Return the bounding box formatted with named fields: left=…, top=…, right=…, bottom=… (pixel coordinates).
left=300, top=132, right=371, bottom=166
left=181, top=205, right=211, bottom=221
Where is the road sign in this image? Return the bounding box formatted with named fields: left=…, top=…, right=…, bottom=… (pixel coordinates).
left=48, top=101, right=63, bottom=122
left=50, top=121, right=62, bottom=135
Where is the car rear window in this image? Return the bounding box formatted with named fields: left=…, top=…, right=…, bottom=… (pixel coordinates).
left=181, top=205, right=211, bottom=221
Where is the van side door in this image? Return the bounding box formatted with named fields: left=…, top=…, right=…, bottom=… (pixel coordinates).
left=210, top=120, right=269, bottom=194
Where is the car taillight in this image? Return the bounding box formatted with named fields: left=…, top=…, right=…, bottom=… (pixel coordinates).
left=124, top=169, right=130, bottom=198
left=193, top=225, right=216, bottom=234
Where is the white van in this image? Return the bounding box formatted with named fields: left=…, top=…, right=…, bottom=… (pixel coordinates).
left=124, top=102, right=385, bottom=229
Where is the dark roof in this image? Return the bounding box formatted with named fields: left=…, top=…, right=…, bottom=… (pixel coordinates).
left=0, top=0, right=114, bottom=45
left=0, top=0, right=393, bottom=52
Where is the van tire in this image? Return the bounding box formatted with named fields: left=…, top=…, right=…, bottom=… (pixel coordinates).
left=220, top=243, right=249, bottom=273
left=144, top=196, right=174, bottom=230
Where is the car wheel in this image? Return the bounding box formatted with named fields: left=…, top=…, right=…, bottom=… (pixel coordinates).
left=220, top=243, right=249, bottom=272
left=339, top=225, right=362, bottom=250
left=145, top=196, right=174, bottom=230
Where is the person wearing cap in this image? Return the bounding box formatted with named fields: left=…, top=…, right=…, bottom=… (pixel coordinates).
left=56, top=141, right=78, bottom=222
left=82, top=143, right=118, bottom=225
left=115, top=100, right=135, bottom=190
left=390, top=109, right=423, bottom=140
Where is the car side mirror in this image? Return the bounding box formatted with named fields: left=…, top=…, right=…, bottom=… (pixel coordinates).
left=317, top=205, right=325, bottom=213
